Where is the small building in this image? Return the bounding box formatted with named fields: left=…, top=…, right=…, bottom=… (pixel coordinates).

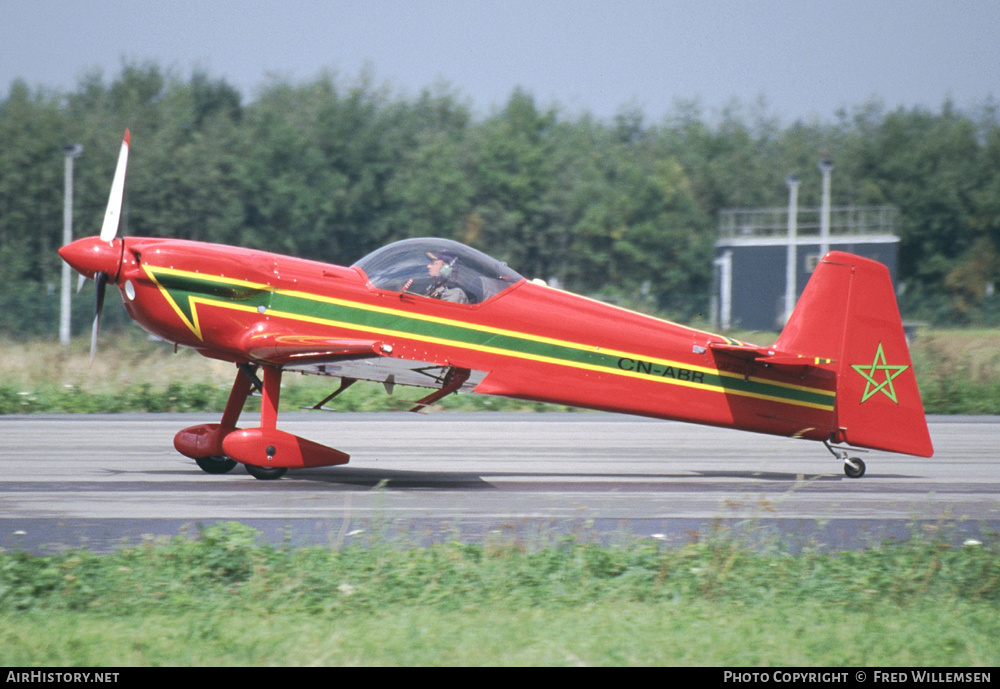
left=713, top=205, right=899, bottom=332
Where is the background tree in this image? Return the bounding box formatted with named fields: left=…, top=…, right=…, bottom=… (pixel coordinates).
left=2, top=61, right=999, bottom=336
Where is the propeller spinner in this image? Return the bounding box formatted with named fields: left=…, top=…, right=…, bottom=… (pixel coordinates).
left=58, top=129, right=130, bottom=361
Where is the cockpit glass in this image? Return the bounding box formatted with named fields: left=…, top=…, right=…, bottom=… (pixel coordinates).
left=353, top=238, right=524, bottom=304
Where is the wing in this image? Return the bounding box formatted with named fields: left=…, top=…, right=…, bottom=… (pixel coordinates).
left=241, top=327, right=486, bottom=410
left=242, top=324, right=486, bottom=411
left=287, top=356, right=484, bottom=392
left=240, top=331, right=385, bottom=366
left=287, top=357, right=485, bottom=412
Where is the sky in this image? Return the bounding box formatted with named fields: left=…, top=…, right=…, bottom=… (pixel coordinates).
left=2, top=0, right=998, bottom=124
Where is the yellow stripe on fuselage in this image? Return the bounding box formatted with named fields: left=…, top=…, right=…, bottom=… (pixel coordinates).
left=142, top=265, right=835, bottom=410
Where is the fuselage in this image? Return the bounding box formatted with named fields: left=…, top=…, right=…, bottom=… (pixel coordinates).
left=63, top=235, right=840, bottom=444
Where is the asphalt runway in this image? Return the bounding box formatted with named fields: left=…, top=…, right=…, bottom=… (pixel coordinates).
left=2, top=412, right=998, bottom=552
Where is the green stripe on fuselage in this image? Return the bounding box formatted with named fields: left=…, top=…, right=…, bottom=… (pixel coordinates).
left=149, top=268, right=835, bottom=410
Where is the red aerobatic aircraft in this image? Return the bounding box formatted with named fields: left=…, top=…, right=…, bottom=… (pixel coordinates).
left=60, top=132, right=933, bottom=479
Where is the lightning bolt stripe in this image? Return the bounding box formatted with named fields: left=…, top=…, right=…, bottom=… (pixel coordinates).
left=143, top=266, right=836, bottom=411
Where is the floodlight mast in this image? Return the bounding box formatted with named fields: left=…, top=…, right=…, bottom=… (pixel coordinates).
left=784, top=174, right=800, bottom=324
left=60, top=143, right=84, bottom=345
left=818, top=156, right=833, bottom=257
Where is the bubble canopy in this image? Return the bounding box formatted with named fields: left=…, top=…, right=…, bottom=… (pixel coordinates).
left=353, top=238, right=524, bottom=304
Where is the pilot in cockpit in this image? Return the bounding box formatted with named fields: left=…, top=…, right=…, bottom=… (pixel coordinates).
left=424, top=249, right=469, bottom=303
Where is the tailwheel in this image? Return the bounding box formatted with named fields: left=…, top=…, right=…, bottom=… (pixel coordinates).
left=824, top=440, right=868, bottom=479
left=195, top=456, right=238, bottom=474
left=245, top=464, right=288, bottom=481
left=843, top=457, right=866, bottom=479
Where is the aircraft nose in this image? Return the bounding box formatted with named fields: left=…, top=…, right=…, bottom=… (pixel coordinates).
left=59, top=236, right=124, bottom=282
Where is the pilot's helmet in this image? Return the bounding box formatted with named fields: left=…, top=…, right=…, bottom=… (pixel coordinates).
left=427, top=249, right=459, bottom=277
left=426, top=249, right=458, bottom=266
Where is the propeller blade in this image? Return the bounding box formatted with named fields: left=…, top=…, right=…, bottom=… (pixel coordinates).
left=90, top=271, right=108, bottom=362
left=99, top=129, right=130, bottom=242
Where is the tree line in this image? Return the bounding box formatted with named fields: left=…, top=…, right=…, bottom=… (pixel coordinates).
left=2, top=61, right=998, bottom=336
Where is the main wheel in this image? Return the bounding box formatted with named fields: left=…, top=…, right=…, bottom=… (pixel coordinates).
left=245, top=464, right=288, bottom=480
left=844, top=457, right=866, bottom=479
left=195, top=456, right=238, bottom=474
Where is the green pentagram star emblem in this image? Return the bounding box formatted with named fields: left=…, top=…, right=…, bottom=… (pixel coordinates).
left=851, top=342, right=909, bottom=403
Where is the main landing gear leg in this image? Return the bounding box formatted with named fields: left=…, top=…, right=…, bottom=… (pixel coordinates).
left=824, top=440, right=867, bottom=479
left=242, top=365, right=288, bottom=481
left=221, top=364, right=351, bottom=479
left=177, top=363, right=350, bottom=480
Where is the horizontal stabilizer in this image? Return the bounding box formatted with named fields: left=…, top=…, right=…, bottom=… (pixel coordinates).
left=708, top=341, right=835, bottom=373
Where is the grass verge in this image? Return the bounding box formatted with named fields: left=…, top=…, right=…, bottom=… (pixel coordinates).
left=1, top=522, right=998, bottom=666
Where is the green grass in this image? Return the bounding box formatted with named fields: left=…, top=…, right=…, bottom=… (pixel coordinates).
left=1, top=522, right=998, bottom=666
left=5, top=601, right=997, bottom=666
left=908, top=330, right=1000, bottom=414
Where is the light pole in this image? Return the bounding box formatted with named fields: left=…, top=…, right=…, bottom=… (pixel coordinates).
left=818, top=155, right=833, bottom=258
left=784, top=174, right=800, bottom=324
left=60, top=143, right=84, bottom=345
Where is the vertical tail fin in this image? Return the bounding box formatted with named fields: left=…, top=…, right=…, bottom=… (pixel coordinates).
left=773, top=251, right=933, bottom=457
